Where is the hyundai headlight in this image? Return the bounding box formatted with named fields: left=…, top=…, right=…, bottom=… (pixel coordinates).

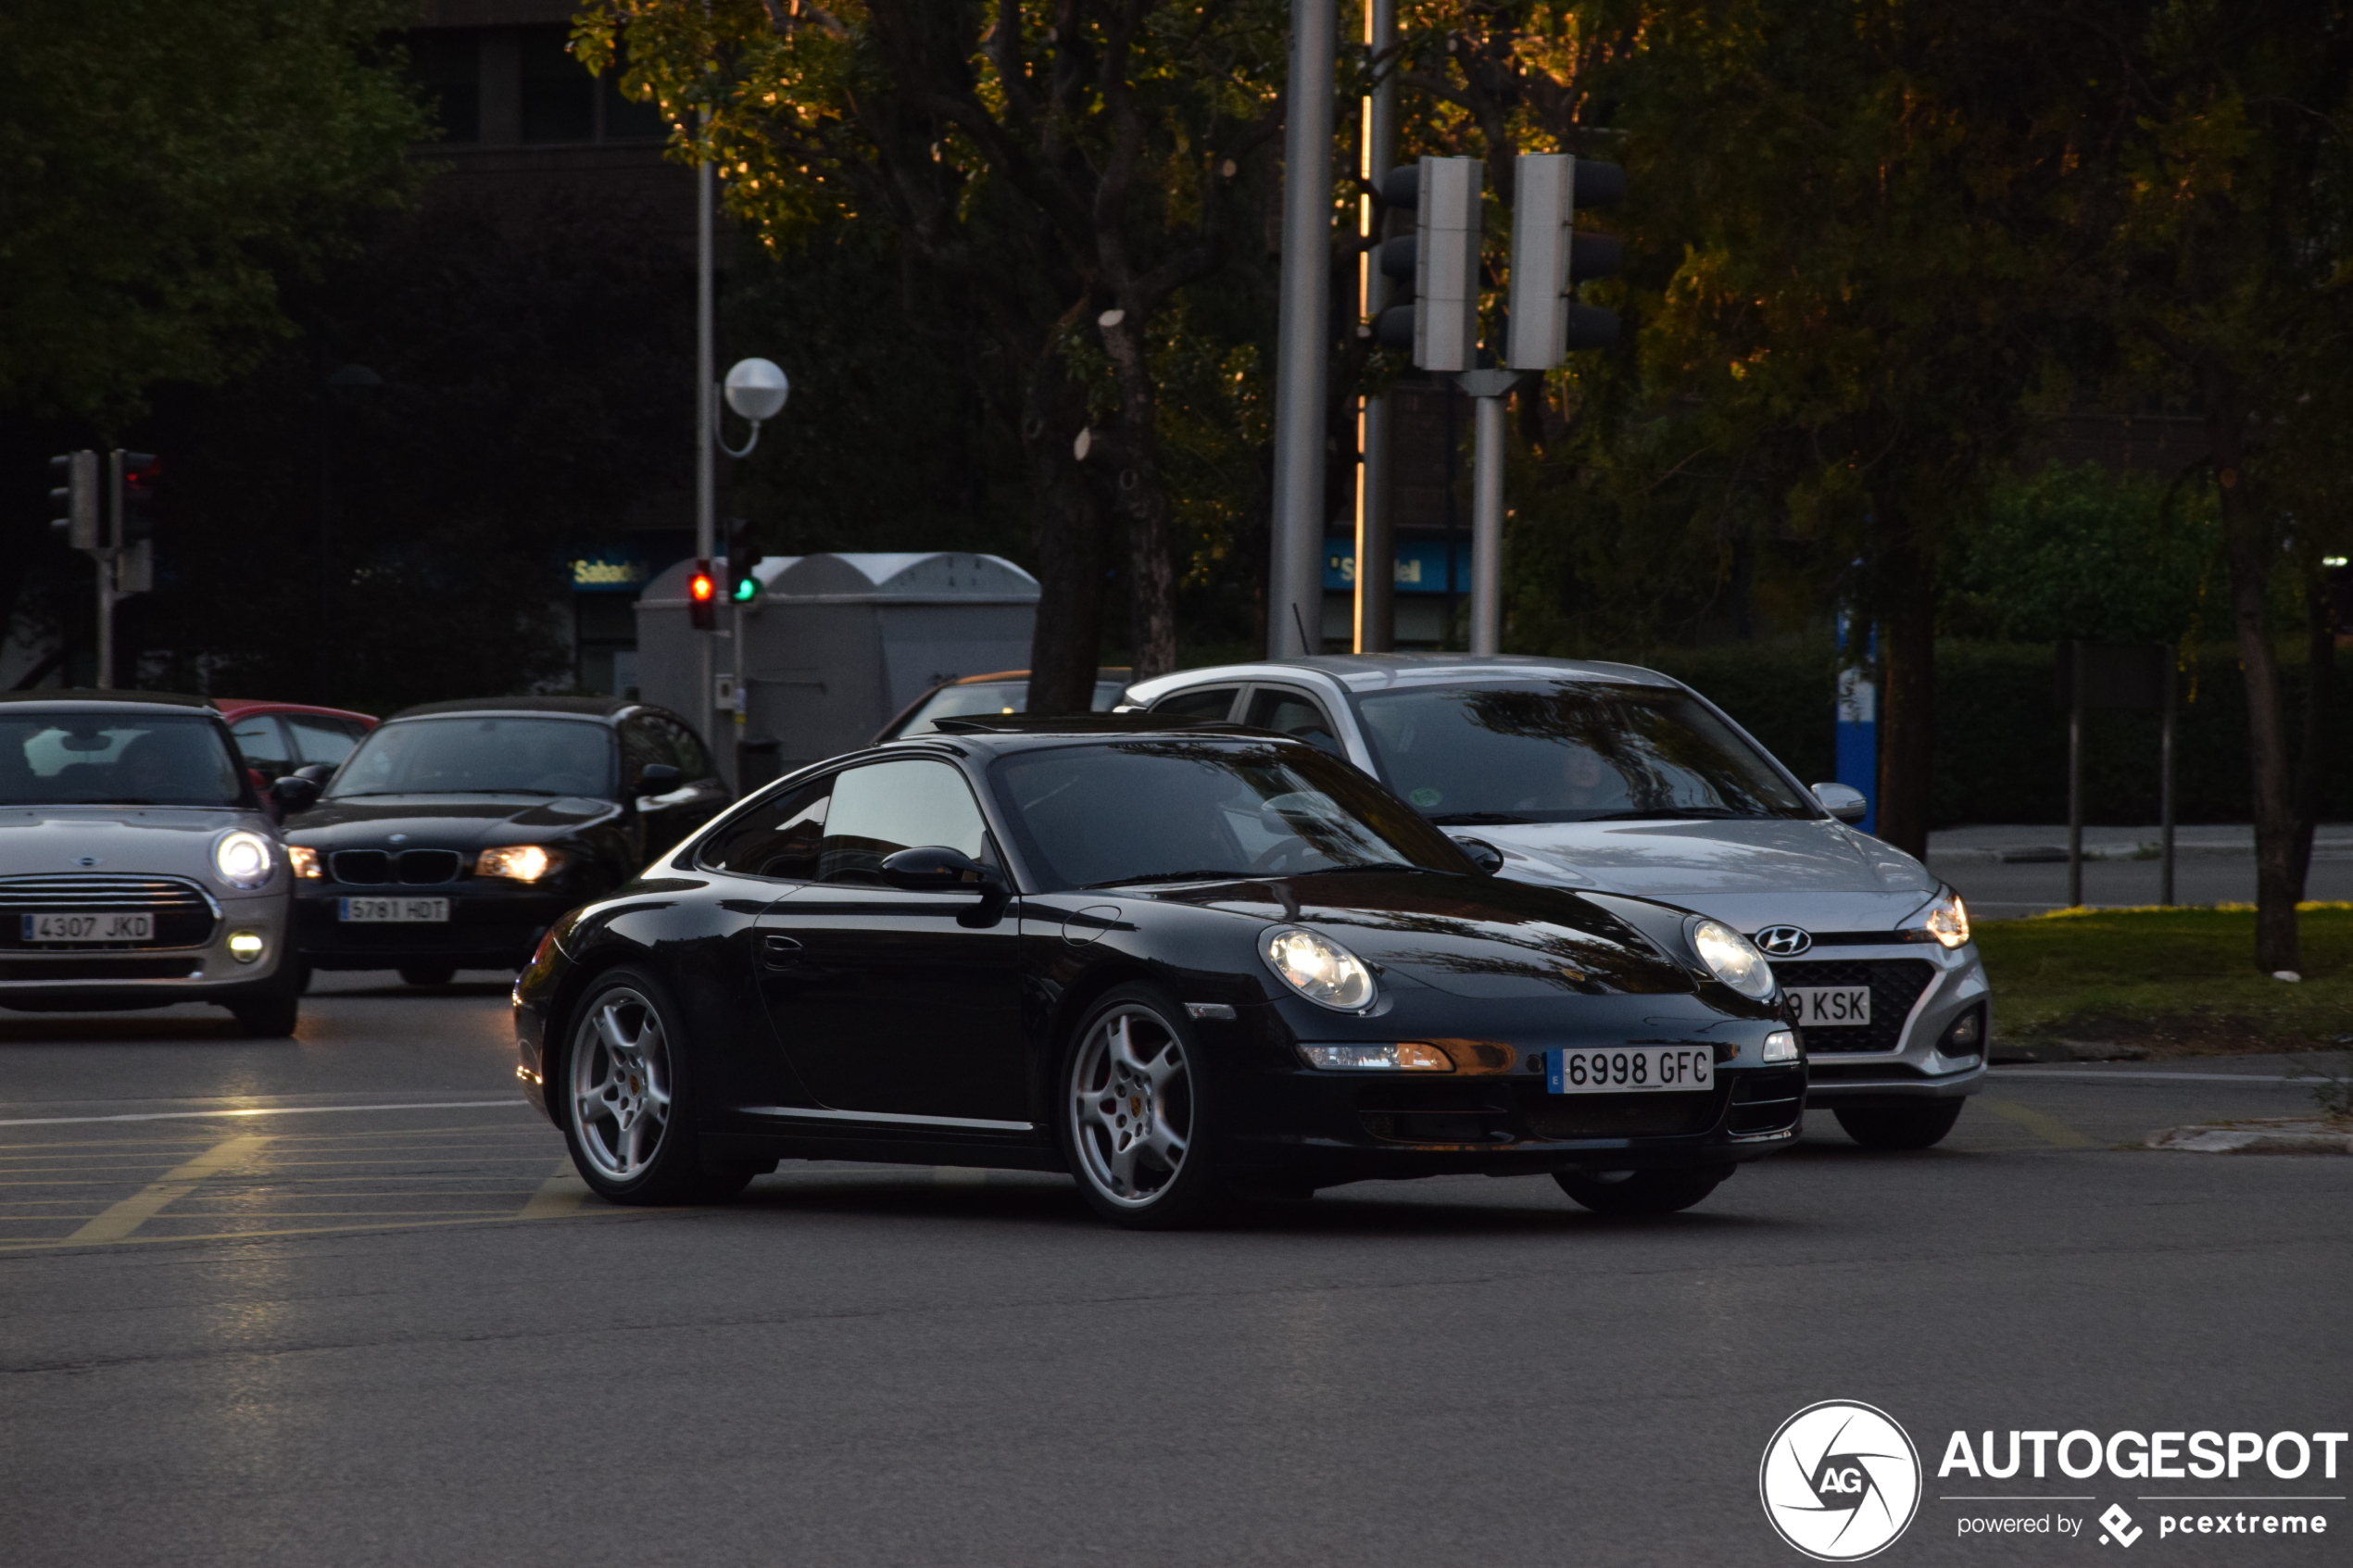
left=213, top=831, right=275, bottom=890
left=1690, top=918, right=1776, bottom=1000
left=1261, top=925, right=1376, bottom=1011
left=1904, top=888, right=1971, bottom=949
left=475, top=845, right=565, bottom=883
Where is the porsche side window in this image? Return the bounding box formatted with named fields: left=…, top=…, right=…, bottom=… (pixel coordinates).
left=815, top=760, right=989, bottom=884
left=1244, top=689, right=1342, bottom=754
left=695, top=779, right=831, bottom=881
left=1151, top=685, right=1239, bottom=722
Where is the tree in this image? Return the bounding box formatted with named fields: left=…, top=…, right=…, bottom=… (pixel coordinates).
left=0, top=0, right=424, bottom=425
left=578, top=0, right=1288, bottom=709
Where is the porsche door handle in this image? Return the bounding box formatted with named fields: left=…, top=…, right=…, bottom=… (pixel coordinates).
left=757, top=933, right=804, bottom=968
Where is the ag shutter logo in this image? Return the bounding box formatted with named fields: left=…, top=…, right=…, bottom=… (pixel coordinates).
left=1761, top=1400, right=1923, bottom=1561
left=2098, top=1504, right=2143, bottom=1547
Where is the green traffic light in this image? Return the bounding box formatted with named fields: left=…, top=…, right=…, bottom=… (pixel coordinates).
left=732, top=577, right=759, bottom=602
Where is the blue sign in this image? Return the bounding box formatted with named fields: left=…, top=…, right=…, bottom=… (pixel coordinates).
left=569, top=547, right=651, bottom=594
left=1323, top=540, right=1471, bottom=596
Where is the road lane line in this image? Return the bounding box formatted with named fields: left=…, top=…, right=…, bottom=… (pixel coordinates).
left=1974, top=1098, right=2095, bottom=1148
left=0, top=1099, right=526, bottom=1128
left=66, top=1135, right=269, bottom=1243
left=519, top=1160, right=588, bottom=1219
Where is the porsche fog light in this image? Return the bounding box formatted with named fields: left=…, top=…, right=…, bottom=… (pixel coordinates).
left=1261, top=925, right=1376, bottom=1010
left=1762, top=1029, right=1800, bottom=1063
left=286, top=845, right=321, bottom=879
left=1906, top=888, right=1971, bottom=949
left=227, top=930, right=266, bottom=964
left=213, top=831, right=275, bottom=890
left=1297, top=1041, right=1452, bottom=1071
left=1691, top=918, right=1776, bottom=1000
left=476, top=845, right=564, bottom=883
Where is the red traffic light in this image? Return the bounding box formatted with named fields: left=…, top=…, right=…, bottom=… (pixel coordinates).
left=688, top=571, right=716, bottom=603
left=687, top=559, right=718, bottom=631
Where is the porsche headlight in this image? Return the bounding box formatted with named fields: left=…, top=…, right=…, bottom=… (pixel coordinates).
left=1261, top=925, right=1376, bottom=1011
left=1691, top=918, right=1776, bottom=1000
left=286, top=845, right=321, bottom=879
left=212, top=831, right=275, bottom=890
left=475, top=845, right=565, bottom=883
left=1905, top=888, right=1971, bottom=949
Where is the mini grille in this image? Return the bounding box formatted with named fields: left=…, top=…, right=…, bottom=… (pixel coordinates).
left=1775, top=958, right=1935, bottom=1053
left=396, top=848, right=460, bottom=884
left=0, top=956, right=204, bottom=981
left=332, top=850, right=389, bottom=884
left=0, top=874, right=218, bottom=951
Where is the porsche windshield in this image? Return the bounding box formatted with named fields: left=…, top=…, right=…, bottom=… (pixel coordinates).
left=327, top=717, right=614, bottom=797
left=1354, top=682, right=1814, bottom=824
left=989, top=739, right=1471, bottom=892
left=0, top=712, right=246, bottom=807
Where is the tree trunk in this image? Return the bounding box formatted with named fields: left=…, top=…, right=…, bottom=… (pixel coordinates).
left=1097, top=317, right=1176, bottom=681
left=2290, top=562, right=2335, bottom=903
left=1873, top=510, right=1937, bottom=860
left=1023, top=367, right=1106, bottom=717
left=2211, top=420, right=2300, bottom=972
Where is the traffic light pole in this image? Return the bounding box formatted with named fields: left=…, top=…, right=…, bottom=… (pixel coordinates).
left=695, top=140, right=724, bottom=771
left=1268, top=0, right=1337, bottom=658
left=1352, top=0, right=1397, bottom=654
left=1456, top=370, right=1517, bottom=654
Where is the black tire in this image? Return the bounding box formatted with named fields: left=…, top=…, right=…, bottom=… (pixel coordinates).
left=397, top=963, right=458, bottom=986
left=1834, top=1100, right=1964, bottom=1150
left=227, top=981, right=301, bottom=1038
left=1059, top=983, right=1228, bottom=1230
left=557, top=965, right=755, bottom=1207
left=1554, top=1164, right=1730, bottom=1216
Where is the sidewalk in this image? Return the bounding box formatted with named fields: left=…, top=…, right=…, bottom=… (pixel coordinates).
left=1925, top=823, right=2353, bottom=863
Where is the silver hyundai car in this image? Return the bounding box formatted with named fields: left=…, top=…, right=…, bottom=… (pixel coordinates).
left=0, top=691, right=301, bottom=1035
left=1123, top=656, right=1987, bottom=1148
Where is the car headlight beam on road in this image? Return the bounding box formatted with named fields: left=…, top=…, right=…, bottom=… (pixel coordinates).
left=1690, top=918, right=1776, bottom=1000
left=1905, top=887, right=1971, bottom=948
left=475, top=845, right=565, bottom=883
left=1261, top=925, right=1377, bottom=1011
left=213, top=831, right=275, bottom=890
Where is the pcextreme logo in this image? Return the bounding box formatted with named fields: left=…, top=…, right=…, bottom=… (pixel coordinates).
left=1760, top=1400, right=1924, bottom=1562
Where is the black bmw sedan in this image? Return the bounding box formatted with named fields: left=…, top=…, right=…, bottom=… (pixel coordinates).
left=283, top=696, right=730, bottom=984
left=513, top=716, right=1805, bottom=1227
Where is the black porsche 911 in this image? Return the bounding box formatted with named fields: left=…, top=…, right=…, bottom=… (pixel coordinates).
left=511, top=716, right=1806, bottom=1227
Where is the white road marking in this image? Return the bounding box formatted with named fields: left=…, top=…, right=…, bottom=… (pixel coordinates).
left=0, top=1099, right=528, bottom=1128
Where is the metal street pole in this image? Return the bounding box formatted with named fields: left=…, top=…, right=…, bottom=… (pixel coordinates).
left=696, top=140, right=720, bottom=760
left=1268, top=0, right=1336, bottom=658
left=1456, top=370, right=1517, bottom=654
left=98, top=450, right=121, bottom=688
left=1352, top=0, right=1397, bottom=653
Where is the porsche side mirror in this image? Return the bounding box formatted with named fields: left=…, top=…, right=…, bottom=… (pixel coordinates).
left=1811, top=782, right=1869, bottom=824
left=636, top=762, right=684, bottom=794
left=879, top=845, right=1000, bottom=892
left=271, top=774, right=321, bottom=812
left=1448, top=834, right=1505, bottom=874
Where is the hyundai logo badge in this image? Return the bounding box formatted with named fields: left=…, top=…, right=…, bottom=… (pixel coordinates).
left=1755, top=924, right=1813, bottom=957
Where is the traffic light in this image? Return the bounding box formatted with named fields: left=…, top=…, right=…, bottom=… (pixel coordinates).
left=1505, top=153, right=1627, bottom=370
left=724, top=518, right=759, bottom=603
left=48, top=451, right=98, bottom=549
left=1372, top=156, right=1484, bottom=372
left=687, top=559, right=718, bottom=631
left=117, top=451, right=160, bottom=544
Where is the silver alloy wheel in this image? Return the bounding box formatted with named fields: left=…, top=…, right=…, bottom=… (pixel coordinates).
left=570, top=986, right=673, bottom=1181
left=1068, top=1004, right=1192, bottom=1209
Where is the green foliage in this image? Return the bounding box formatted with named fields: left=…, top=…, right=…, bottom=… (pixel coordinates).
left=1942, top=464, right=2222, bottom=646
left=0, top=0, right=426, bottom=424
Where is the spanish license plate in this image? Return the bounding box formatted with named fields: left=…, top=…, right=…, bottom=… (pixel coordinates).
left=21, top=911, right=153, bottom=943
left=338, top=897, right=449, bottom=923
left=1786, top=985, right=1871, bottom=1027
left=1544, top=1045, right=1715, bottom=1094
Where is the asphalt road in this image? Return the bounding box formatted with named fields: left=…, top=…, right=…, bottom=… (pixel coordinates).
left=1, top=975, right=2347, bottom=1567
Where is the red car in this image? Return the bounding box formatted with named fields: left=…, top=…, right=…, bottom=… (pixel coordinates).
left=215, top=699, right=378, bottom=784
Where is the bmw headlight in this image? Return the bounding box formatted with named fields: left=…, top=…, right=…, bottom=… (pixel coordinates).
left=1261, top=925, right=1376, bottom=1011
left=475, top=845, right=565, bottom=883
left=1690, top=918, right=1776, bottom=1000
left=286, top=845, right=322, bottom=879
left=1904, top=887, right=1971, bottom=948
left=212, top=831, right=275, bottom=890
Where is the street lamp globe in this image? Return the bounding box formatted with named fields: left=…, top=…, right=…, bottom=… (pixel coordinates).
left=724, top=358, right=789, bottom=422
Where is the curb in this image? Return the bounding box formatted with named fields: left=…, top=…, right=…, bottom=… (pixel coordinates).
left=2145, top=1121, right=2353, bottom=1154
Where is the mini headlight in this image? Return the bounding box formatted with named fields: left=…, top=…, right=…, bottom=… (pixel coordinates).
left=227, top=930, right=266, bottom=964
left=286, top=845, right=321, bottom=879
left=1691, top=918, right=1776, bottom=1000
left=1762, top=1028, right=1800, bottom=1063
left=1906, top=888, right=1971, bottom=948
left=213, top=831, right=274, bottom=889
left=1297, top=1042, right=1452, bottom=1071
left=475, top=845, right=565, bottom=883
left=1261, top=925, right=1376, bottom=1011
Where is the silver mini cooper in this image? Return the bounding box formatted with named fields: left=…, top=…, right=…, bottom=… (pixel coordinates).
left=0, top=691, right=301, bottom=1035
left=1124, top=655, right=1989, bottom=1148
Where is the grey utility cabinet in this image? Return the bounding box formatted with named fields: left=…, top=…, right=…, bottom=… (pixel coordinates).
left=635, top=551, right=1040, bottom=784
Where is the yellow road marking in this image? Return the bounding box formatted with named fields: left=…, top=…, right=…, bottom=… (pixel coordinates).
left=0, top=1210, right=636, bottom=1252
left=518, top=1160, right=589, bottom=1220
left=65, top=1135, right=268, bottom=1243
left=1975, top=1097, right=2095, bottom=1148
